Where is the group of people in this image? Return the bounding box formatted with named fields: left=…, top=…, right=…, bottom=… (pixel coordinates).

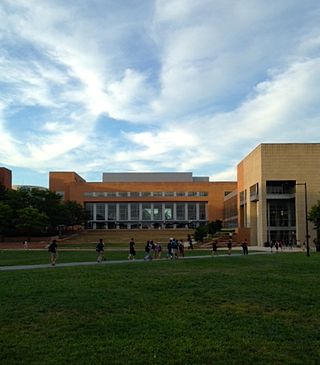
left=211, top=238, right=249, bottom=255
left=46, top=235, right=250, bottom=266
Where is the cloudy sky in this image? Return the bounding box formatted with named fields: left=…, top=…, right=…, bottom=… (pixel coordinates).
left=1, top=0, right=320, bottom=187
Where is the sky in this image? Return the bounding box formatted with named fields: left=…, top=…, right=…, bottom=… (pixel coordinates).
left=1, top=0, right=320, bottom=187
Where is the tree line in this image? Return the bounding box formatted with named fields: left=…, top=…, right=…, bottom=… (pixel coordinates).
left=0, top=184, right=87, bottom=238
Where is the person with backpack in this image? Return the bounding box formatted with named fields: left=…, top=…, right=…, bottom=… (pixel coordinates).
left=96, top=238, right=105, bottom=263
left=48, top=239, right=58, bottom=266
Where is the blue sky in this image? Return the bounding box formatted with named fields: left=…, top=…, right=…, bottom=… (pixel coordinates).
left=1, top=0, right=320, bottom=187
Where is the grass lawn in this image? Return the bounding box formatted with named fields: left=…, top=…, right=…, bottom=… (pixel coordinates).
left=0, top=253, right=319, bottom=364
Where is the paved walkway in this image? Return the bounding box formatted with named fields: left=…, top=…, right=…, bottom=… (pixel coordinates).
left=0, top=250, right=279, bottom=272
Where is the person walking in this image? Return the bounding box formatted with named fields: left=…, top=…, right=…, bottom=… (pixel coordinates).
left=96, top=238, right=105, bottom=263
left=241, top=239, right=249, bottom=255
left=178, top=240, right=185, bottom=258
left=128, top=237, right=136, bottom=260
left=211, top=240, right=218, bottom=256
left=48, top=239, right=58, bottom=266
left=227, top=239, right=232, bottom=256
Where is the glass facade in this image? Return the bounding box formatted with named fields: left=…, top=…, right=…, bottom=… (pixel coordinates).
left=84, top=201, right=208, bottom=229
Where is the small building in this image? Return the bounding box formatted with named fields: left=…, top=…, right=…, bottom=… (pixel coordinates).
left=237, top=143, right=320, bottom=246
left=0, top=167, right=12, bottom=189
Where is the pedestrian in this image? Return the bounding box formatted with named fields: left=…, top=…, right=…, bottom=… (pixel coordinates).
left=167, top=239, right=173, bottom=259
left=171, top=238, right=178, bottom=259
left=211, top=240, right=218, bottom=256
left=23, top=240, right=29, bottom=249
left=188, top=234, right=194, bottom=250
left=48, top=239, right=58, bottom=266
left=241, top=239, right=248, bottom=255
left=178, top=240, right=185, bottom=257
left=275, top=241, right=279, bottom=253
left=96, top=238, right=105, bottom=263
left=155, top=242, right=162, bottom=259
left=227, top=239, right=232, bottom=255
left=144, top=240, right=151, bottom=260
left=128, top=237, right=136, bottom=260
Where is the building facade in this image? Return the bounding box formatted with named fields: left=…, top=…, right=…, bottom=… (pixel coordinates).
left=237, top=143, right=320, bottom=246
left=0, top=167, right=12, bottom=189
left=49, top=172, right=236, bottom=229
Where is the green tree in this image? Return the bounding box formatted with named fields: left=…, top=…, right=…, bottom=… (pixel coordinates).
left=194, top=224, right=208, bottom=242
left=207, top=220, right=222, bottom=235
left=308, top=201, right=320, bottom=252
left=16, top=207, right=49, bottom=239
left=0, top=202, right=14, bottom=234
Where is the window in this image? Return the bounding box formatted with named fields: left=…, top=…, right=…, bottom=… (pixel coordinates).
left=187, top=192, right=197, bottom=197
left=106, top=192, right=117, bottom=197
left=130, top=192, right=140, bottom=197
left=199, top=202, right=206, bottom=220
left=176, top=203, right=186, bottom=220
left=84, top=192, right=94, bottom=197
left=153, top=203, right=162, bottom=220
left=164, top=203, right=173, bottom=220
left=153, top=192, right=163, bottom=197
left=96, top=203, right=105, bottom=220
left=118, top=192, right=128, bottom=197
left=187, top=203, right=197, bottom=220
left=130, top=203, right=140, bottom=220
left=107, top=204, right=116, bottom=220
left=119, top=203, right=128, bottom=220
left=176, top=192, right=186, bottom=197
left=141, top=192, right=152, bottom=197
left=142, top=203, right=152, bottom=220
left=164, top=192, right=174, bottom=197
left=199, top=191, right=208, bottom=197
left=85, top=203, right=94, bottom=220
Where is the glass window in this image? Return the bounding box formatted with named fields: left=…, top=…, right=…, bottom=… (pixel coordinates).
left=164, top=192, right=174, bottom=197
left=153, top=203, right=162, bottom=220
left=84, top=192, right=94, bottom=197
left=164, top=203, right=173, bottom=220
left=130, top=192, right=140, bottom=197
left=107, top=204, right=116, bottom=220
left=96, top=203, right=105, bottom=220
left=106, top=192, right=117, bottom=197
left=130, top=203, right=139, bottom=220
left=142, top=203, right=152, bottom=220
left=119, top=203, right=128, bottom=220
left=153, top=192, right=163, bottom=197
left=199, top=191, right=208, bottom=197
left=85, top=203, right=93, bottom=220
left=199, top=202, right=206, bottom=220
left=141, top=192, right=152, bottom=197
left=176, top=203, right=186, bottom=220
left=118, top=192, right=128, bottom=197
left=187, top=203, right=197, bottom=220
left=187, top=192, right=197, bottom=197
left=176, top=192, right=186, bottom=197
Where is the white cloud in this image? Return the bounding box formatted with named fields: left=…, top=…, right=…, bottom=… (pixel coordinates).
left=0, top=0, right=320, bottom=183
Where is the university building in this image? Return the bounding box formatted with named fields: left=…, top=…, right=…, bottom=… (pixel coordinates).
left=49, top=172, right=236, bottom=229
left=235, top=143, right=320, bottom=246
left=2, top=143, right=320, bottom=246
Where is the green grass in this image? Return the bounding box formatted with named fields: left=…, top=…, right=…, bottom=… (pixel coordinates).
left=0, top=253, right=319, bottom=364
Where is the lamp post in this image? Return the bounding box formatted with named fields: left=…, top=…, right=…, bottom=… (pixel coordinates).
left=296, top=182, right=310, bottom=257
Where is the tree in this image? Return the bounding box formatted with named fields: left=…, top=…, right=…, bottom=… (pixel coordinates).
left=16, top=207, right=49, bottom=239
left=308, top=201, right=320, bottom=252
left=0, top=202, right=14, bottom=234
left=194, top=224, right=208, bottom=242
left=207, top=220, right=222, bottom=235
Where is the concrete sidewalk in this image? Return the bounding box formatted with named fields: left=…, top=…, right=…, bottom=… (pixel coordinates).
left=0, top=250, right=277, bottom=272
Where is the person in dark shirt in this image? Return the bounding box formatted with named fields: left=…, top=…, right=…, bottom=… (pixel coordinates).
left=212, top=241, right=218, bottom=256
left=128, top=238, right=136, bottom=260
left=48, top=239, right=58, bottom=266
left=96, top=238, right=105, bottom=263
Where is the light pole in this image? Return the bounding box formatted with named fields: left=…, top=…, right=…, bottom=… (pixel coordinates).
left=296, top=182, right=310, bottom=257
